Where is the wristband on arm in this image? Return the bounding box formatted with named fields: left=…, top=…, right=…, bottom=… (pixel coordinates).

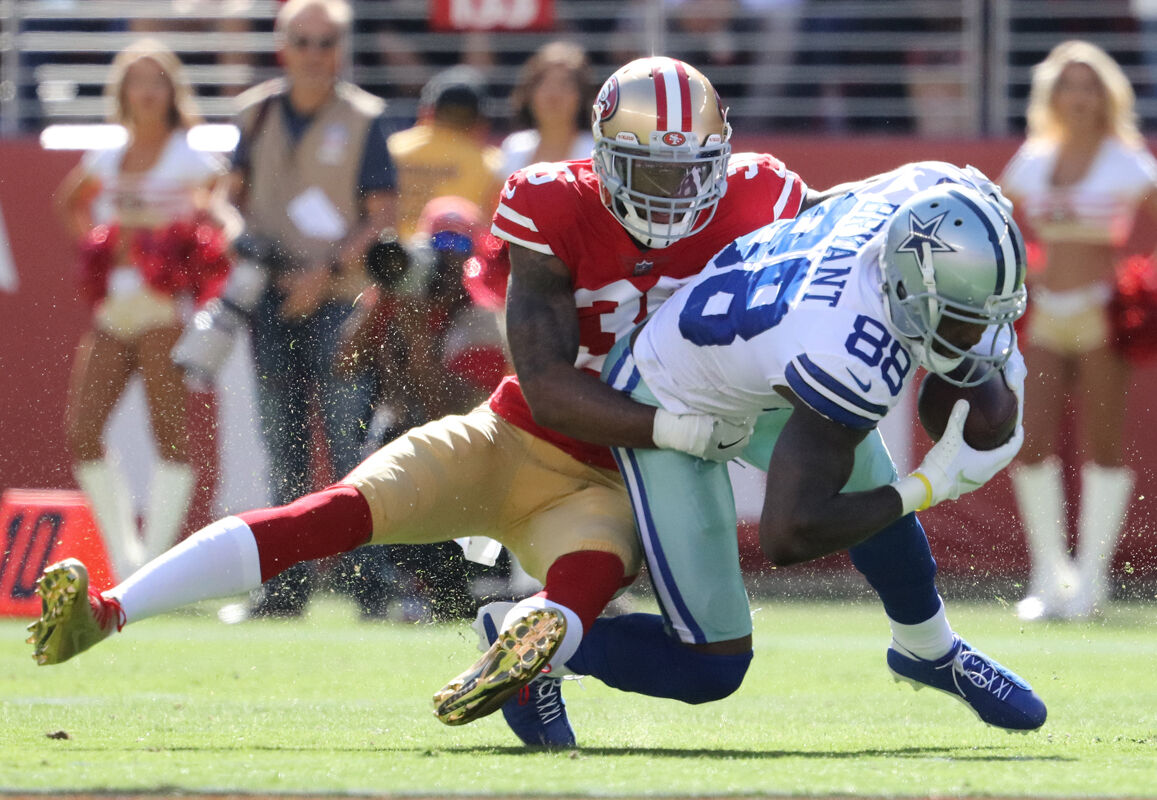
left=891, top=473, right=934, bottom=516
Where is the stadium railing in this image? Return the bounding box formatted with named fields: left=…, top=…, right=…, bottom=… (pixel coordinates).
left=0, top=0, right=1151, bottom=137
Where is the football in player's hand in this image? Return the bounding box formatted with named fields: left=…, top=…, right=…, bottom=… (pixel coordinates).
left=917, top=360, right=1019, bottom=450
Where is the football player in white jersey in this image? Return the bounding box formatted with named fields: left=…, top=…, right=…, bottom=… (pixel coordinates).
left=584, top=161, right=1045, bottom=732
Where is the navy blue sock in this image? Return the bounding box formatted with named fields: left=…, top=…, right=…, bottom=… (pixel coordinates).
left=848, top=512, right=941, bottom=624
left=566, top=613, right=751, bottom=704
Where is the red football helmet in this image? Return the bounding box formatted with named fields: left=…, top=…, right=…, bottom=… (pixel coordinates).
left=592, top=56, right=732, bottom=249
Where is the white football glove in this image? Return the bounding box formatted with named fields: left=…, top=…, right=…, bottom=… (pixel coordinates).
left=652, top=408, right=755, bottom=463
left=892, top=399, right=1024, bottom=515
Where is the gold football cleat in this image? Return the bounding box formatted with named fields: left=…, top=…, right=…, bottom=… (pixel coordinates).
left=26, top=558, right=123, bottom=666
left=433, top=607, right=566, bottom=726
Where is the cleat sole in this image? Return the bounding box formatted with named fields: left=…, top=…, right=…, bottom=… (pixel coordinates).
left=432, top=608, right=566, bottom=726
left=28, top=558, right=110, bottom=666
left=891, top=666, right=982, bottom=720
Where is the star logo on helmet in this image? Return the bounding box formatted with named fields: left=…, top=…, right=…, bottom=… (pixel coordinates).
left=896, top=210, right=955, bottom=270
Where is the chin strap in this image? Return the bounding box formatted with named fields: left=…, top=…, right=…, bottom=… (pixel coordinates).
left=921, top=345, right=966, bottom=377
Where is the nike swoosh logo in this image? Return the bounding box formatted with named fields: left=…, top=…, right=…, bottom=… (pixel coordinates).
left=717, top=438, right=746, bottom=450
left=846, top=368, right=872, bottom=393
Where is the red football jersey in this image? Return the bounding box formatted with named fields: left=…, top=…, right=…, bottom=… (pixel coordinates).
left=487, top=153, right=807, bottom=468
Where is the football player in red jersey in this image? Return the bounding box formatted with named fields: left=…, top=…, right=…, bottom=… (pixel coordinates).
left=436, top=70, right=1042, bottom=743
left=28, top=56, right=819, bottom=746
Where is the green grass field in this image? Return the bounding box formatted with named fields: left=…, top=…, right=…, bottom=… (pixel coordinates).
left=1, top=594, right=1155, bottom=798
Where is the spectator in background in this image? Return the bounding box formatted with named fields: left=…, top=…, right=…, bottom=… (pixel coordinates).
left=1000, top=40, right=1157, bottom=621
left=57, top=39, right=229, bottom=579
left=499, top=40, right=596, bottom=178
left=377, top=197, right=506, bottom=423
left=219, top=0, right=397, bottom=619
left=338, top=197, right=505, bottom=458
left=334, top=196, right=508, bottom=620
left=388, top=66, right=504, bottom=243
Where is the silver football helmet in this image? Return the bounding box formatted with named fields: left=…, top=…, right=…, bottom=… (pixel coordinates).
left=880, top=184, right=1027, bottom=386
left=591, top=56, right=732, bottom=249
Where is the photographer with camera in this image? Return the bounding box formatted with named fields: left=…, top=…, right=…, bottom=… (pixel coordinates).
left=178, top=0, right=397, bottom=619
left=337, top=198, right=505, bottom=445
left=333, top=197, right=508, bottom=620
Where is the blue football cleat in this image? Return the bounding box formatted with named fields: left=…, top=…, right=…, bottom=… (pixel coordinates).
left=502, top=667, right=575, bottom=748
left=476, top=601, right=576, bottom=748
left=887, top=636, right=1047, bottom=731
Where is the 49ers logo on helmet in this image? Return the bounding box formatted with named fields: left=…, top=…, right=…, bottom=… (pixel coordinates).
left=662, top=131, right=687, bottom=146
left=594, top=76, right=619, bottom=124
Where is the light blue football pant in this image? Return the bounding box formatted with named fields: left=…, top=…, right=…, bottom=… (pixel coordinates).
left=602, top=335, right=899, bottom=645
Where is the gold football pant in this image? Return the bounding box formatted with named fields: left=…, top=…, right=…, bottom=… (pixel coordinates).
left=343, top=405, right=641, bottom=582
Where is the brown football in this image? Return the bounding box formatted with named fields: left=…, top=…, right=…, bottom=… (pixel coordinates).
left=917, top=360, right=1019, bottom=451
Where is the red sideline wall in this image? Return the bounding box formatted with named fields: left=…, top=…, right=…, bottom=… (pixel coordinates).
left=2, top=136, right=1155, bottom=579
left=0, top=142, right=85, bottom=492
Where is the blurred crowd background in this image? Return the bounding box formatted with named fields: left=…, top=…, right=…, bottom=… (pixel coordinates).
left=5, top=0, right=1157, bottom=138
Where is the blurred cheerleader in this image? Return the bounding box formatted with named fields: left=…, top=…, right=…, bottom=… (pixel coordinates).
left=1000, top=40, right=1157, bottom=620
left=57, top=39, right=230, bottom=578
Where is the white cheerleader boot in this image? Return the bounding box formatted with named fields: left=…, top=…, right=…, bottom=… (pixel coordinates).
left=73, top=459, right=144, bottom=581
left=1009, top=456, right=1076, bottom=620
left=141, top=459, right=196, bottom=561
left=1070, top=462, right=1134, bottom=619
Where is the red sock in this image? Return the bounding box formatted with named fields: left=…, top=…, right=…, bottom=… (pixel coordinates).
left=239, top=484, right=373, bottom=582
left=538, top=550, right=633, bottom=632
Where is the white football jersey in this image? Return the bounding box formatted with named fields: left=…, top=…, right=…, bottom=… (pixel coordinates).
left=631, top=161, right=1006, bottom=429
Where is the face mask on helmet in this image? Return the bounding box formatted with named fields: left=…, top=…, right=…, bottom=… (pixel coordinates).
left=880, top=184, right=1028, bottom=387
left=592, top=57, right=732, bottom=249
